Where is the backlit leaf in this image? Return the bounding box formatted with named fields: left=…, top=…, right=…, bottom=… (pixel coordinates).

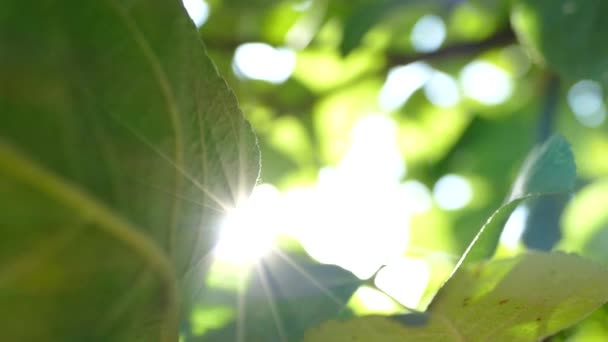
left=454, top=134, right=575, bottom=268
left=305, top=252, right=608, bottom=341
left=0, top=1, right=259, bottom=341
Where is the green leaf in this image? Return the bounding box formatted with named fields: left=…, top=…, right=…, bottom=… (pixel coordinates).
left=0, top=1, right=259, bottom=341
left=454, top=134, right=575, bottom=268
left=200, top=253, right=361, bottom=341
left=305, top=252, right=608, bottom=341
left=512, top=0, right=608, bottom=84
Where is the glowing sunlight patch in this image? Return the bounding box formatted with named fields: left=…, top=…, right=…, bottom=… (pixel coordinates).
left=213, top=184, right=281, bottom=266
left=500, top=205, right=530, bottom=249
left=282, top=115, right=411, bottom=279
left=349, top=286, right=402, bottom=315
left=460, top=61, right=513, bottom=105
left=399, top=180, right=433, bottom=214
left=567, top=80, right=606, bottom=127
left=433, top=174, right=473, bottom=210
left=375, top=258, right=430, bottom=309
left=379, top=62, right=433, bottom=112
left=424, top=70, right=460, bottom=108
left=214, top=115, right=416, bottom=287
left=233, top=43, right=296, bottom=83
left=411, top=15, right=446, bottom=53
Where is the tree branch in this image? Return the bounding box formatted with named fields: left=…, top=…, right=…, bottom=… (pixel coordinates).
left=386, top=26, right=517, bottom=67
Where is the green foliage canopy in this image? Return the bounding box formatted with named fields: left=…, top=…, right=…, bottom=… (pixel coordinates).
left=3, top=0, right=608, bottom=341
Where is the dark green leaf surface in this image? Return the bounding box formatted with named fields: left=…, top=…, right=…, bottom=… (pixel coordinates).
left=453, top=135, right=575, bottom=268
left=522, top=194, right=569, bottom=251
left=0, top=1, right=259, bottom=341
left=305, top=252, right=608, bottom=342
left=512, top=0, right=608, bottom=84
left=200, top=253, right=361, bottom=342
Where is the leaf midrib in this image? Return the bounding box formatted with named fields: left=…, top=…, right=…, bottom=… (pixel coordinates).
left=107, top=0, right=184, bottom=258
left=0, top=141, right=178, bottom=342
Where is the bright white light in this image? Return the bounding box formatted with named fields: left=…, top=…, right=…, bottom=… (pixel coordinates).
left=379, top=62, right=433, bottom=112
left=460, top=61, right=513, bottom=105
left=233, top=43, right=296, bottom=84
left=398, top=180, right=433, bottom=214
left=375, top=258, right=430, bottom=309
left=411, top=15, right=446, bottom=53
left=567, top=80, right=606, bottom=127
left=182, top=0, right=210, bottom=28
left=424, top=71, right=460, bottom=107
left=350, top=286, right=402, bottom=314
left=214, top=184, right=281, bottom=266
left=281, top=115, right=410, bottom=279
left=293, top=0, right=312, bottom=11
left=499, top=205, right=529, bottom=249
left=340, top=115, right=405, bottom=182
left=433, top=174, right=473, bottom=210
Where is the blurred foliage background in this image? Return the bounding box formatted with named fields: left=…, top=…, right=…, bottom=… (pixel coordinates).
left=180, top=0, right=608, bottom=340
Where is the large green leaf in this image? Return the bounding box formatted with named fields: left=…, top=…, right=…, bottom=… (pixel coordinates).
left=0, top=1, right=259, bottom=341
left=305, top=252, right=608, bottom=341
left=511, top=0, right=608, bottom=84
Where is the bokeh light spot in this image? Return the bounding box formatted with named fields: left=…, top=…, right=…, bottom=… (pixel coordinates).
left=411, top=15, right=446, bottom=53
left=460, top=61, right=513, bottom=105
left=433, top=174, right=473, bottom=210
left=233, top=43, right=296, bottom=84
left=567, top=80, right=606, bottom=127
left=398, top=180, right=433, bottom=214
left=379, top=62, right=433, bottom=111
left=424, top=70, right=460, bottom=108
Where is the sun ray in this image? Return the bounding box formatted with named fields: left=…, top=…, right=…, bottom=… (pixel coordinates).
left=117, top=121, right=233, bottom=212
left=272, top=248, right=348, bottom=309
left=180, top=248, right=217, bottom=299
left=270, top=250, right=399, bottom=339
left=255, top=263, right=289, bottom=342
left=129, top=177, right=224, bottom=213
left=97, top=267, right=153, bottom=336
left=236, top=270, right=247, bottom=342
left=196, top=97, right=257, bottom=207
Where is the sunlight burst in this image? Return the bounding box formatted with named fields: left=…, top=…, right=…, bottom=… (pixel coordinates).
left=213, top=184, right=281, bottom=266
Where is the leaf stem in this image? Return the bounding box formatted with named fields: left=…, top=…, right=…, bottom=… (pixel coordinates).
left=537, top=72, right=560, bottom=143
